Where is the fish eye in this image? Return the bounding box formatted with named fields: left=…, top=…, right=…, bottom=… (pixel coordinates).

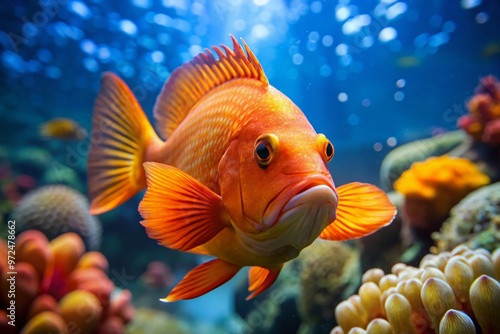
left=254, top=134, right=279, bottom=168
left=317, top=134, right=334, bottom=162
left=324, top=140, right=334, bottom=162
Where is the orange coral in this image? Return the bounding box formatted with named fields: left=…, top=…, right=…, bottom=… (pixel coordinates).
left=0, top=231, right=134, bottom=334
left=458, top=75, right=500, bottom=145
left=394, top=156, right=489, bottom=234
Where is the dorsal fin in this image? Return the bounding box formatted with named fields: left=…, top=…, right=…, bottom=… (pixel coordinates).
left=153, top=35, right=269, bottom=140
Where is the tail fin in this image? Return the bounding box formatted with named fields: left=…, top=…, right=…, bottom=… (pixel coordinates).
left=88, top=72, right=160, bottom=215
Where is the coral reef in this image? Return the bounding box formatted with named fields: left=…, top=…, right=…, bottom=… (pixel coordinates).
left=0, top=231, right=134, bottom=334
left=432, top=182, right=500, bottom=253
left=458, top=75, right=500, bottom=146
left=12, top=185, right=101, bottom=250
left=125, top=308, right=191, bottom=334
left=394, top=156, right=490, bottom=235
left=331, top=244, right=500, bottom=334
left=379, top=130, right=466, bottom=191
left=298, top=240, right=360, bottom=333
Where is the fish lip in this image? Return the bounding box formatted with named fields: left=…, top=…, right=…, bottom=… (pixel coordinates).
left=262, top=174, right=337, bottom=229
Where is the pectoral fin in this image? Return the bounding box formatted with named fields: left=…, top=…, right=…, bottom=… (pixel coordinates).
left=139, top=162, right=229, bottom=251
left=246, top=264, right=283, bottom=300
left=319, top=182, right=396, bottom=241
left=162, top=259, right=241, bottom=302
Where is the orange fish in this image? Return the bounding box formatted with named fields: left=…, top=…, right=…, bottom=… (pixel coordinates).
left=88, top=36, right=396, bottom=302
left=40, top=117, right=87, bottom=140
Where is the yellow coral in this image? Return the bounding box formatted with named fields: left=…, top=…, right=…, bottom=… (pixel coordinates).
left=331, top=245, right=500, bottom=334
left=394, top=156, right=489, bottom=232
left=394, top=156, right=489, bottom=200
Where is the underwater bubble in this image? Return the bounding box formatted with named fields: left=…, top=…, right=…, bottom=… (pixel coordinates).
left=234, top=19, right=246, bottom=31
left=97, top=46, right=111, bottom=61
left=119, top=19, right=138, bottom=36
left=394, top=91, right=405, bottom=101
left=1, top=50, right=25, bottom=72
left=80, top=39, right=96, bottom=55
left=396, top=79, right=406, bottom=88
left=138, top=35, right=158, bottom=50
left=475, top=12, right=489, bottom=24
left=45, top=66, right=62, bottom=79
left=311, top=1, right=322, bottom=13
left=308, top=31, right=320, bottom=43
left=189, top=45, right=202, bottom=57
left=461, top=0, right=481, bottom=9
left=373, top=142, right=383, bottom=152
left=339, top=54, right=352, bottom=67
left=68, top=1, right=91, bottom=19
left=442, top=21, right=456, bottom=33
left=386, top=2, right=407, bottom=20
left=289, top=45, right=299, bottom=56
left=338, top=92, right=348, bottom=102
left=83, top=57, right=99, bottom=72
left=292, top=53, right=304, bottom=65
left=414, top=33, right=429, bottom=48
left=335, top=43, right=348, bottom=56
left=429, top=15, right=443, bottom=28
left=348, top=114, right=359, bottom=126
left=381, top=0, right=397, bottom=5
left=154, top=13, right=171, bottom=26
left=319, top=65, right=331, bottom=77
left=342, top=18, right=362, bottom=35
left=37, top=48, right=52, bottom=63
left=151, top=51, right=164, bottom=63
left=429, top=32, right=449, bottom=47
left=191, top=2, right=204, bottom=15
left=386, top=137, right=397, bottom=147
left=356, top=14, right=372, bottom=27
left=306, top=41, right=317, bottom=52
left=379, top=27, right=397, bottom=42
left=253, top=0, right=270, bottom=6
left=251, top=24, right=269, bottom=39
left=322, top=35, right=333, bottom=47
left=362, top=98, right=371, bottom=107
left=335, top=5, right=350, bottom=22
left=163, top=0, right=188, bottom=11
left=132, top=0, right=151, bottom=9
left=361, top=36, right=374, bottom=48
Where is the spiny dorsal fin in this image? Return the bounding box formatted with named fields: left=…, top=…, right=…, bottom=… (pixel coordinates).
left=153, top=35, right=268, bottom=140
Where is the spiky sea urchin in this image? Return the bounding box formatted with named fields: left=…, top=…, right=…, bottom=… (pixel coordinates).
left=12, top=185, right=101, bottom=250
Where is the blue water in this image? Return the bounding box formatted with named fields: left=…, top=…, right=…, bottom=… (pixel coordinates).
left=1, top=0, right=499, bottom=332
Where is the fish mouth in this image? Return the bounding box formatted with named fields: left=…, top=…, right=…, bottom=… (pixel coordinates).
left=262, top=174, right=338, bottom=230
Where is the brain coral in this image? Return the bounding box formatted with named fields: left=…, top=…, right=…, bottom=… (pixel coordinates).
left=331, top=244, right=500, bottom=334
left=0, top=231, right=134, bottom=334
left=433, top=182, right=500, bottom=254
left=12, top=185, right=101, bottom=250
left=394, top=156, right=490, bottom=234
left=298, top=240, right=360, bottom=330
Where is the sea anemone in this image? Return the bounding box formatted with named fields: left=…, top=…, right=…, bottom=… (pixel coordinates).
left=458, top=75, right=500, bottom=146
left=0, top=231, right=134, bottom=334
left=394, top=156, right=490, bottom=234
left=12, top=185, right=101, bottom=250
left=331, top=244, right=500, bottom=334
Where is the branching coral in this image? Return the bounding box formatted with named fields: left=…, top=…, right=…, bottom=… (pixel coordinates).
left=12, top=185, right=101, bottom=250
left=458, top=75, right=500, bottom=146
left=394, top=156, right=490, bottom=234
left=0, top=231, right=134, bottom=334
left=331, top=245, right=500, bottom=334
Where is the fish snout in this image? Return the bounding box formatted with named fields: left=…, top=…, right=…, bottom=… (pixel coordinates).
left=282, top=184, right=337, bottom=224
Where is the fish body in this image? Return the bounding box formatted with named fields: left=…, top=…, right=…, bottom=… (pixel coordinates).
left=88, top=36, right=396, bottom=301
left=40, top=118, right=87, bottom=140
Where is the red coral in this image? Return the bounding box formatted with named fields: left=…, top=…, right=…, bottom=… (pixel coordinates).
left=458, top=75, right=500, bottom=146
